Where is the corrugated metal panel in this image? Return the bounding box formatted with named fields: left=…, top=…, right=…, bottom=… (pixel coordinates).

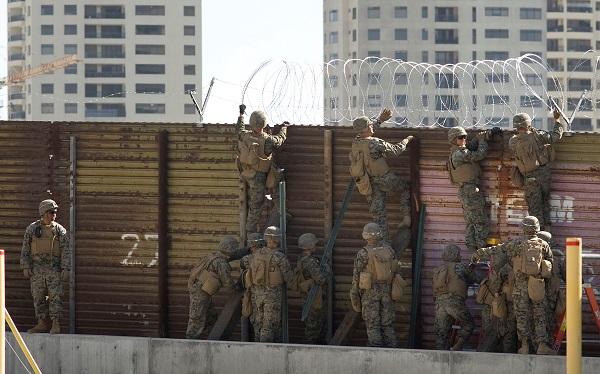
left=1, top=121, right=599, bottom=355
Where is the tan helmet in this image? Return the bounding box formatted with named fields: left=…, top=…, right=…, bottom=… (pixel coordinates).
left=362, top=222, right=382, bottom=240
left=442, top=244, right=461, bottom=262
left=39, top=199, right=58, bottom=216
left=249, top=110, right=267, bottom=130
left=521, top=215, right=540, bottom=233
left=536, top=230, right=552, bottom=246
left=513, top=113, right=531, bottom=129
left=263, top=226, right=282, bottom=242
left=447, top=126, right=467, bottom=143
left=246, top=233, right=264, bottom=247
left=352, top=116, right=372, bottom=132
left=219, top=236, right=239, bottom=255
left=298, top=233, right=318, bottom=250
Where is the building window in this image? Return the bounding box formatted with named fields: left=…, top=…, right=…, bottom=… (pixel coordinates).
left=352, top=74, right=357, bottom=86
left=41, top=25, right=54, bottom=35
left=64, top=25, right=77, bottom=35
left=136, top=103, right=165, bottom=114
left=41, top=84, right=54, bottom=94
left=368, top=73, right=380, bottom=85
left=520, top=95, right=543, bottom=107
left=422, top=29, right=428, bottom=40
left=572, top=118, right=592, bottom=131
left=65, top=83, right=77, bottom=94
left=135, top=64, right=165, bottom=74
left=422, top=95, right=429, bottom=107
left=41, top=5, right=54, bottom=15
left=395, top=73, right=408, bottom=84
left=329, top=32, right=338, bottom=44
left=523, top=74, right=542, bottom=86
left=485, top=73, right=509, bottom=83
left=485, top=29, right=509, bottom=38
left=485, top=7, right=508, bottom=16
left=395, top=95, right=407, bottom=107
left=395, top=51, right=408, bottom=61
left=136, top=25, right=165, bottom=35
left=64, top=5, right=77, bottom=15
left=352, top=7, right=356, bottom=19
left=184, top=26, right=195, bottom=36
left=422, top=51, right=429, bottom=63
left=422, top=6, right=428, bottom=18
left=485, top=51, right=509, bottom=60
left=136, top=45, right=165, bottom=55
left=485, top=95, right=509, bottom=105
left=395, top=29, right=408, bottom=40
left=184, top=84, right=196, bottom=93
left=520, top=8, right=542, bottom=19
left=65, top=103, right=77, bottom=113
left=184, top=65, right=196, bottom=75
left=521, top=30, right=542, bottom=41
left=85, top=103, right=126, bottom=117
left=184, top=6, right=195, bottom=16
left=367, top=51, right=380, bottom=60
left=64, top=44, right=77, bottom=54
left=435, top=73, right=459, bottom=88
left=329, top=75, right=338, bottom=88
left=184, top=45, right=195, bottom=55
left=135, top=6, right=165, bottom=16
left=395, top=6, right=407, bottom=18
left=435, top=51, right=458, bottom=64
left=352, top=29, right=356, bottom=42
left=368, top=7, right=380, bottom=19
left=368, top=95, right=381, bottom=108
left=41, top=44, right=54, bottom=55
left=328, top=53, right=338, bottom=63
left=368, top=29, right=380, bottom=41
left=330, top=97, right=338, bottom=109
left=329, top=10, right=338, bottom=22
left=41, top=103, right=54, bottom=113
left=85, top=84, right=125, bottom=98
left=185, top=104, right=196, bottom=114
left=65, top=65, right=77, bottom=74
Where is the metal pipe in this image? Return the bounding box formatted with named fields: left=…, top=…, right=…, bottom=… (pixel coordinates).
left=1, top=249, right=5, bottom=374
left=4, top=310, right=41, bottom=374
left=279, top=181, right=288, bottom=343
left=323, top=130, right=333, bottom=341
left=69, top=136, right=77, bottom=334
left=566, top=237, right=582, bottom=374
left=408, top=203, right=426, bottom=349
left=158, top=130, right=169, bottom=338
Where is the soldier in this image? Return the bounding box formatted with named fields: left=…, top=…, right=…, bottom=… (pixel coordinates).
left=349, top=223, right=400, bottom=348
left=240, top=226, right=294, bottom=342
left=472, top=216, right=556, bottom=355
left=186, top=236, right=240, bottom=339
left=509, top=110, right=563, bottom=230
left=433, top=244, right=481, bottom=351
left=242, top=232, right=266, bottom=340
left=487, top=253, right=518, bottom=353
left=236, top=104, right=288, bottom=237
left=20, top=199, right=70, bottom=334
left=446, top=126, right=501, bottom=253
left=294, top=233, right=331, bottom=344
left=349, top=109, right=414, bottom=244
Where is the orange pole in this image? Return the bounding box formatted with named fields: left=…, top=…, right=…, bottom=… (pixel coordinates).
left=0, top=249, right=4, bottom=374
left=566, top=238, right=582, bottom=374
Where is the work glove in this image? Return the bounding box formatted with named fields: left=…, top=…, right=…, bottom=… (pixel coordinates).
left=379, top=109, right=392, bottom=123
left=491, top=127, right=503, bottom=136
left=349, top=289, right=362, bottom=313
left=400, top=135, right=414, bottom=147
left=281, top=121, right=290, bottom=129
left=476, top=131, right=488, bottom=141
left=61, top=269, right=69, bottom=281
left=23, top=268, right=31, bottom=278
left=239, top=104, right=246, bottom=115
left=470, top=252, right=481, bottom=264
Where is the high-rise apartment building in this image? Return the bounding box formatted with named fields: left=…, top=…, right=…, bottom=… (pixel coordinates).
left=323, top=0, right=598, bottom=131
left=6, top=1, right=202, bottom=122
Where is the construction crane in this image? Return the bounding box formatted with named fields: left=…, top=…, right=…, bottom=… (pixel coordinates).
left=0, top=55, right=79, bottom=87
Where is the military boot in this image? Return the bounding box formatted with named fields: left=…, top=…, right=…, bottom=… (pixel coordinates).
left=518, top=339, right=529, bottom=354
left=27, top=319, right=47, bottom=333
left=536, top=343, right=556, bottom=355
left=49, top=318, right=60, bottom=334
left=451, top=337, right=466, bottom=351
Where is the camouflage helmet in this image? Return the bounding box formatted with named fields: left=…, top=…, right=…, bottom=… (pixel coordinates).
left=362, top=222, right=382, bottom=240
left=298, top=233, right=318, bottom=250
left=442, top=244, right=461, bottom=262
left=447, top=126, right=467, bottom=143
left=246, top=233, right=264, bottom=247
left=521, top=215, right=540, bottom=233
left=352, top=116, right=372, bottom=132
left=491, top=252, right=509, bottom=270
left=219, top=236, right=239, bottom=255
left=249, top=110, right=267, bottom=130
left=39, top=199, right=58, bottom=216
left=536, top=230, right=552, bottom=246
left=263, top=226, right=282, bottom=242
left=513, top=113, right=531, bottom=129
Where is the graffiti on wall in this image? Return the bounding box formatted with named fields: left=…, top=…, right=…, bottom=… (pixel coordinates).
left=121, top=233, right=158, bottom=267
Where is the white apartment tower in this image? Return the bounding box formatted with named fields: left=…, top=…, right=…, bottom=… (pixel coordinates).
left=6, top=1, right=202, bottom=122
left=323, top=0, right=600, bottom=131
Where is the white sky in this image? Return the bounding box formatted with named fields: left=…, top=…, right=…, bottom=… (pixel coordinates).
left=0, top=0, right=323, bottom=122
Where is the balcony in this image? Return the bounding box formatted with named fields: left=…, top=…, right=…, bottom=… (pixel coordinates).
left=9, top=53, right=25, bottom=61
left=9, top=33, right=25, bottom=41
left=547, top=26, right=564, bottom=32
left=9, top=111, right=26, bottom=119
left=548, top=6, right=564, bottom=12
left=435, top=37, right=459, bottom=44
left=567, top=26, right=593, bottom=32
left=9, top=92, right=25, bottom=100
left=85, top=52, right=126, bottom=58
left=84, top=31, right=126, bottom=39
left=9, top=14, right=25, bottom=22
left=8, top=0, right=25, bottom=3
left=435, top=14, right=458, bottom=22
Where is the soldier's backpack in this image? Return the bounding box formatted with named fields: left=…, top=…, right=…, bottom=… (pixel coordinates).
left=238, top=137, right=260, bottom=166
left=520, top=238, right=544, bottom=276
left=432, top=263, right=450, bottom=295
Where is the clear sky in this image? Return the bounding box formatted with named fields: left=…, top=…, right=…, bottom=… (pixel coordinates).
left=0, top=0, right=323, bottom=122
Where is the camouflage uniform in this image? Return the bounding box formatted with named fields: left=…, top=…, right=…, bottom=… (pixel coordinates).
left=236, top=113, right=287, bottom=235
left=487, top=255, right=518, bottom=353
left=351, top=118, right=411, bottom=242
left=351, top=240, right=399, bottom=348
left=509, top=117, right=563, bottom=230
left=186, top=251, right=237, bottom=339
left=240, top=246, right=294, bottom=342
left=20, top=220, right=70, bottom=321
left=433, top=246, right=481, bottom=350
left=449, top=137, right=489, bottom=250
left=297, top=252, right=331, bottom=344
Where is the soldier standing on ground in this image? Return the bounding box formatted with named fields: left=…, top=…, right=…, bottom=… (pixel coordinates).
left=186, top=236, right=240, bottom=339
left=236, top=104, right=288, bottom=237
left=349, top=109, right=414, bottom=246
left=349, top=223, right=400, bottom=348
left=240, top=226, right=294, bottom=342
left=509, top=110, right=563, bottom=230
left=433, top=244, right=481, bottom=351
left=295, top=233, right=331, bottom=344
left=487, top=253, right=518, bottom=353
left=21, top=199, right=70, bottom=334
left=446, top=126, right=501, bottom=253
left=472, top=216, right=556, bottom=355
